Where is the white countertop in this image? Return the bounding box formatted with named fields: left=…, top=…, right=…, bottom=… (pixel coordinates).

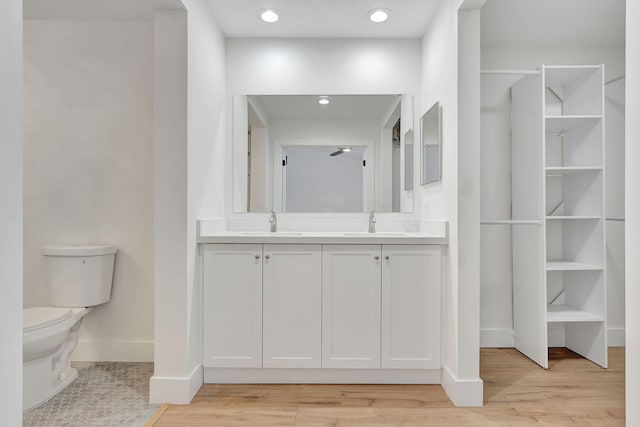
left=197, top=231, right=447, bottom=245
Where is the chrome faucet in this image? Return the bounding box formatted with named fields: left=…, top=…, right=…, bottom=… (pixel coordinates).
left=368, top=210, right=376, bottom=233
left=269, top=210, right=277, bottom=233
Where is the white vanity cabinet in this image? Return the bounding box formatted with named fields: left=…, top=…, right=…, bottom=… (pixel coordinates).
left=381, top=245, right=441, bottom=369
left=202, top=240, right=442, bottom=379
left=203, top=244, right=322, bottom=369
left=262, top=244, right=322, bottom=368
left=203, top=244, right=263, bottom=368
left=322, top=244, right=441, bottom=370
left=322, top=245, right=382, bottom=369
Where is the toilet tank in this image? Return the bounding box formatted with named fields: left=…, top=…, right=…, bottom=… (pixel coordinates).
left=42, top=245, right=117, bottom=308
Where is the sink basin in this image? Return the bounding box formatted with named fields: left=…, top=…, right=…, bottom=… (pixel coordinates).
left=239, top=232, right=303, bottom=236
left=342, top=232, right=409, bottom=237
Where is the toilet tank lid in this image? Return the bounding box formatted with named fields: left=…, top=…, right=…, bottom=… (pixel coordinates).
left=42, top=245, right=118, bottom=256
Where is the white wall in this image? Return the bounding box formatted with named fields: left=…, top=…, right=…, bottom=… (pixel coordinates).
left=151, top=7, right=189, bottom=403
left=151, top=0, right=226, bottom=404
left=456, top=2, right=483, bottom=398
left=23, top=20, right=154, bottom=361
left=421, top=0, right=459, bottom=399
left=626, top=0, right=640, bottom=424
left=421, top=0, right=484, bottom=406
left=0, top=0, right=23, bottom=423
left=479, top=44, right=626, bottom=346
left=225, top=38, right=421, bottom=216
left=185, top=0, right=226, bottom=377
left=226, top=38, right=421, bottom=96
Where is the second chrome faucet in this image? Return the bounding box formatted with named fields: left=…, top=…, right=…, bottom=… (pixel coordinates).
left=269, top=210, right=277, bottom=233
left=368, top=210, right=376, bottom=233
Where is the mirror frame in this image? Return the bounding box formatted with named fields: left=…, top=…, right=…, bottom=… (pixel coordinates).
left=420, top=101, right=442, bottom=185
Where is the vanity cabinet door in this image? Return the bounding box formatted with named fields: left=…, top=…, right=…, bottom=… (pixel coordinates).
left=203, top=244, right=263, bottom=368
left=263, top=244, right=322, bottom=368
left=322, top=245, right=381, bottom=369
left=381, top=245, right=441, bottom=369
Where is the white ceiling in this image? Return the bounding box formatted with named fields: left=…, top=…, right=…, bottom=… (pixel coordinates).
left=23, top=0, right=626, bottom=44
left=250, top=95, right=400, bottom=121
left=205, top=0, right=441, bottom=38
left=481, top=0, right=625, bottom=46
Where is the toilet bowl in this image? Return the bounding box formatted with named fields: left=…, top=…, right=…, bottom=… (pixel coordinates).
left=23, top=307, right=90, bottom=411
left=23, top=245, right=117, bottom=411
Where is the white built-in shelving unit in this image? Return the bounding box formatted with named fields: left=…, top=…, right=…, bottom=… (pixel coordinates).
left=511, top=65, right=607, bottom=369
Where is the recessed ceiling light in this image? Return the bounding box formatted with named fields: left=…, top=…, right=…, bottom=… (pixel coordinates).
left=342, top=148, right=352, bottom=152
left=318, top=96, right=330, bottom=105
left=258, top=9, right=280, bottom=23
left=368, top=8, right=390, bottom=23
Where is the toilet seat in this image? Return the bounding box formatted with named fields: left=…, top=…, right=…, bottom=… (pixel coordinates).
left=23, top=307, right=73, bottom=333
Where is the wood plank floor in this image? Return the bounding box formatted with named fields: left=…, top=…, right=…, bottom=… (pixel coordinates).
left=148, top=348, right=625, bottom=426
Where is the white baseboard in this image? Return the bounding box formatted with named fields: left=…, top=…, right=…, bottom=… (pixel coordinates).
left=441, top=365, right=483, bottom=406
left=204, top=368, right=441, bottom=384
left=608, top=327, right=625, bottom=346
left=480, top=328, right=514, bottom=347
left=71, top=340, right=154, bottom=362
left=150, top=364, right=203, bottom=404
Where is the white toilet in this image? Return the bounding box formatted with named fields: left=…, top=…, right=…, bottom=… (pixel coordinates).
left=23, top=245, right=117, bottom=411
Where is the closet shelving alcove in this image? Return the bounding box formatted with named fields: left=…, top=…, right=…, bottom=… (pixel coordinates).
left=509, top=64, right=607, bottom=369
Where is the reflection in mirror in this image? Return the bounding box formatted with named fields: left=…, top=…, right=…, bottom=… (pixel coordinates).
left=233, top=95, right=415, bottom=213
left=421, top=101, right=442, bottom=185
left=404, top=130, right=414, bottom=191
left=283, top=146, right=365, bottom=212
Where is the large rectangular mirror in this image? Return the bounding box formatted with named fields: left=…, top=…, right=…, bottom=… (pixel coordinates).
left=421, top=101, right=442, bottom=185
left=232, top=94, right=414, bottom=213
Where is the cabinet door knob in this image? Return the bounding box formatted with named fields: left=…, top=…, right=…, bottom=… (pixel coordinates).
left=265, top=255, right=270, bottom=259
left=385, top=255, right=390, bottom=260
left=374, top=255, right=380, bottom=260
left=255, top=255, right=260, bottom=260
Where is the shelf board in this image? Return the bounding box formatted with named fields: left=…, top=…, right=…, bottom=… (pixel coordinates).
left=546, top=216, right=601, bottom=220
left=544, top=66, right=601, bottom=87
left=545, top=115, right=602, bottom=132
left=481, top=219, right=541, bottom=225
left=547, top=304, right=604, bottom=323
left=545, top=166, right=603, bottom=176
left=546, top=261, right=603, bottom=271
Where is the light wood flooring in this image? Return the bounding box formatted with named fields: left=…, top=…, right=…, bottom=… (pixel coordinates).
left=147, top=348, right=625, bottom=426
